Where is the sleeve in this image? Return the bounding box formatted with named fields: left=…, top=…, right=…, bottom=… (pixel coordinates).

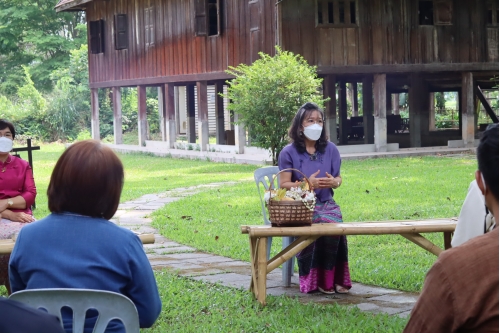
left=9, top=228, right=27, bottom=293
left=19, top=164, right=36, bottom=208
left=124, top=235, right=162, bottom=328
left=330, top=144, right=342, bottom=177
left=278, top=146, right=293, bottom=171
left=451, top=180, right=486, bottom=247
left=403, top=260, right=457, bottom=333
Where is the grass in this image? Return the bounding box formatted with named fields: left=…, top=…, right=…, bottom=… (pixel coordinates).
left=151, top=155, right=477, bottom=292
left=146, top=270, right=407, bottom=333
left=10, top=144, right=477, bottom=330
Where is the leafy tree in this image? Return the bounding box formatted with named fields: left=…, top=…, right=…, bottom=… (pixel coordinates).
left=225, top=47, right=326, bottom=165
left=0, top=0, right=86, bottom=95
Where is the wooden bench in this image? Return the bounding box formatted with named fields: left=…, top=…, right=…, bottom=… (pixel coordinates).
left=0, top=233, right=156, bottom=255
left=241, top=219, right=456, bottom=305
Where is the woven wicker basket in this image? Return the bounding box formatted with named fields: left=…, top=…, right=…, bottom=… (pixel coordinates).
left=267, top=168, right=315, bottom=227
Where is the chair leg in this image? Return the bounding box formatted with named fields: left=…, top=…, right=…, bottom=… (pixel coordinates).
left=266, top=236, right=272, bottom=260
left=281, top=236, right=294, bottom=287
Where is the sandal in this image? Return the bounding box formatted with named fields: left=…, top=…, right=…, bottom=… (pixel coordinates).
left=318, top=287, right=336, bottom=295
left=335, top=285, right=349, bottom=294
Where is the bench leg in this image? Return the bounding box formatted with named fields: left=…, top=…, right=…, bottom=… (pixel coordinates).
left=249, top=236, right=258, bottom=295
left=400, top=233, right=443, bottom=256
left=443, top=232, right=452, bottom=250
left=257, top=237, right=268, bottom=305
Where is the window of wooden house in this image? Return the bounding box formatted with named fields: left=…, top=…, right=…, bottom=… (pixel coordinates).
left=419, top=1, right=434, bottom=25
left=144, top=7, right=155, bottom=47
left=316, top=0, right=357, bottom=27
left=194, top=0, right=220, bottom=36
left=114, top=14, right=128, bottom=50
left=89, top=20, right=105, bottom=54
left=419, top=1, right=453, bottom=26
left=487, top=0, right=499, bottom=26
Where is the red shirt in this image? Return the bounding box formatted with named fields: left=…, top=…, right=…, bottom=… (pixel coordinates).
left=0, top=155, right=37, bottom=215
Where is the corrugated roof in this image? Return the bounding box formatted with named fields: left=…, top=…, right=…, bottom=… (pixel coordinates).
left=54, top=0, right=92, bottom=12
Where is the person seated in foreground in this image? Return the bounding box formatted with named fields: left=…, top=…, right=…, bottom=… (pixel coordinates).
left=9, top=140, right=161, bottom=333
left=404, top=123, right=499, bottom=333
left=0, top=297, right=65, bottom=333
left=0, top=119, right=37, bottom=294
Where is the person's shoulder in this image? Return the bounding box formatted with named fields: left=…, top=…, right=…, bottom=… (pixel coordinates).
left=281, top=143, right=295, bottom=152
left=11, top=155, right=30, bottom=168
left=324, top=141, right=340, bottom=154
left=441, top=228, right=499, bottom=263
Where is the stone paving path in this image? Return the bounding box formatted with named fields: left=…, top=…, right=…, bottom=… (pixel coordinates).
left=112, top=183, right=418, bottom=318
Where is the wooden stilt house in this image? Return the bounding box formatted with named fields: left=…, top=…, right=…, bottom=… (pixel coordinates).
left=55, top=0, right=499, bottom=152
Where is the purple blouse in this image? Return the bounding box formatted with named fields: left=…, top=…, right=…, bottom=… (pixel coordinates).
left=278, top=142, right=341, bottom=203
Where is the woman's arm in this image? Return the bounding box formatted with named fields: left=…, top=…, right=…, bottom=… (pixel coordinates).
left=0, top=196, right=27, bottom=212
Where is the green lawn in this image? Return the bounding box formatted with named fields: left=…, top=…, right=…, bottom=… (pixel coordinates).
left=11, top=143, right=477, bottom=332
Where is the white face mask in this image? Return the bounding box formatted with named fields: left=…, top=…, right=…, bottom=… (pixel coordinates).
left=303, top=124, right=323, bottom=141
left=0, top=137, right=13, bottom=153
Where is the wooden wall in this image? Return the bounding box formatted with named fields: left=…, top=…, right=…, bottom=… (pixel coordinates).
left=86, top=0, right=276, bottom=85
left=281, top=0, right=497, bottom=67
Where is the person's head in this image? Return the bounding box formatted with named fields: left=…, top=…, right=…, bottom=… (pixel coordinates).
left=288, top=102, right=328, bottom=153
left=48, top=140, right=124, bottom=220
left=0, top=120, right=15, bottom=155
left=475, top=123, right=499, bottom=218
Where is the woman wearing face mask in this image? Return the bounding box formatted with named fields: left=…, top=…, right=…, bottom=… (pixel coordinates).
left=0, top=119, right=37, bottom=293
left=278, top=102, right=351, bottom=295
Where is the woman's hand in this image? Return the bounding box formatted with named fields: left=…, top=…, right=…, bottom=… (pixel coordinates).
left=317, top=172, right=342, bottom=189
left=1, top=210, right=34, bottom=223
left=308, top=170, right=321, bottom=189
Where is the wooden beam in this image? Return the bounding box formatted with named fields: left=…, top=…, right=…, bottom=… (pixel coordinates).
left=363, top=76, right=374, bottom=144
left=475, top=85, right=499, bottom=123
left=462, top=72, right=475, bottom=147
left=400, top=233, right=443, bottom=256
left=339, top=81, right=348, bottom=145
left=266, top=236, right=319, bottom=273
left=257, top=237, right=268, bottom=305
left=90, top=88, right=100, bottom=140
left=197, top=81, right=209, bottom=151
left=317, top=63, right=499, bottom=75
left=373, top=74, right=387, bottom=152
left=186, top=84, right=196, bottom=143
left=215, top=81, right=225, bottom=144
left=165, top=83, right=176, bottom=147
left=324, top=75, right=337, bottom=144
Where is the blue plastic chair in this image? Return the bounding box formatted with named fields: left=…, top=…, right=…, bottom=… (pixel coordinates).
left=254, top=166, right=295, bottom=287
left=9, top=289, right=140, bottom=333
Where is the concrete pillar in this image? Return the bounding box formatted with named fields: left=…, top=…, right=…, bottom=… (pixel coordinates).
left=137, top=85, right=147, bottom=146
left=215, top=81, right=225, bottom=144
left=461, top=72, right=475, bottom=147
left=339, top=81, right=348, bottom=144
left=429, top=92, right=436, bottom=131
left=197, top=81, right=209, bottom=151
left=158, top=87, right=166, bottom=141
left=324, top=75, right=337, bottom=144
left=112, top=87, right=122, bottom=144
left=234, top=113, right=245, bottom=154
left=186, top=84, right=196, bottom=143
left=373, top=74, right=387, bottom=152
left=90, top=88, right=100, bottom=140
left=392, top=93, right=400, bottom=115
left=164, top=83, right=176, bottom=147
left=363, top=76, right=374, bottom=144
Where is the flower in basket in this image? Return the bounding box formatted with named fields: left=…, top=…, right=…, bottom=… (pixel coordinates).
left=264, top=182, right=316, bottom=211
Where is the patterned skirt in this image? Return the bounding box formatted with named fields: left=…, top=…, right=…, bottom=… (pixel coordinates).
left=297, top=200, right=352, bottom=293
left=0, top=218, right=27, bottom=289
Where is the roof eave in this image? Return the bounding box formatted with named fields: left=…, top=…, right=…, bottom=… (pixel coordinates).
left=55, top=0, right=92, bottom=12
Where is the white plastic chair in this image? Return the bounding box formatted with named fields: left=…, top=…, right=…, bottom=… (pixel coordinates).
left=254, top=166, right=295, bottom=287
left=9, top=289, right=140, bottom=333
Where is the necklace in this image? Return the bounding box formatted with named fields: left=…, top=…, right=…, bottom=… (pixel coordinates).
left=307, top=151, right=318, bottom=161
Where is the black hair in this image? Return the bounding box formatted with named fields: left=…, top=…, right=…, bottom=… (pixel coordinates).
left=0, top=119, right=15, bottom=139
left=288, top=102, right=328, bottom=154
left=477, top=123, right=499, bottom=201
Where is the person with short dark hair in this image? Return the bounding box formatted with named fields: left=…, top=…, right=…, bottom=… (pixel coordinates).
left=278, top=102, right=351, bottom=294
left=0, top=297, right=65, bottom=333
left=404, top=123, right=499, bottom=333
left=9, top=140, right=161, bottom=333
left=0, top=119, right=37, bottom=293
